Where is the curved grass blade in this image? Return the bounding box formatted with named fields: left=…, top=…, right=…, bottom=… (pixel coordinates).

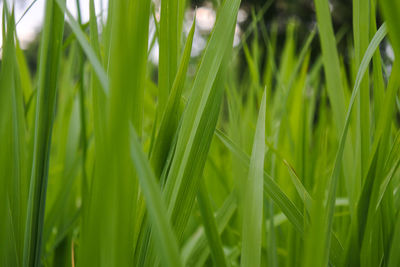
left=215, top=128, right=344, bottom=264
left=140, top=2, right=240, bottom=264
left=379, top=0, right=400, bottom=57
left=314, top=22, right=387, bottom=267
left=216, top=129, right=304, bottom=231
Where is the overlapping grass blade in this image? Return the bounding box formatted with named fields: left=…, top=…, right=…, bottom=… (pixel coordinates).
left=380, top=0, right=400, bottom=57
left=55, top=0, right=108, bottom=94
left=150, top=17, right=196, bottom=177
left=182, top=192, right=237, bottom=267
left=78, top=0, right=151, bottom=266
left=197, top=179, right=228, bottom=267
left=162, top=0, right=240, bottom=242
left=313, top=0, right=346, bottom=132
left=129, top=126, right=182, bottom=267
left=215, top=128, right=344, bottom=264
left=311, top=22, right=387, bottom=266
left=1, top=0, right=399, bottom=265
left=23, top=0, right=66, bottom=265
left=388, top=212, right=400, bottom=267
left=353, top=0, right=371, bottom=177
left=158, top=0, right=185, bottom=111
left=0, top=6, right=27, bottom=266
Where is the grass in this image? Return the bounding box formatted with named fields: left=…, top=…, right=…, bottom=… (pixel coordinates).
left=1, top=0, right=400, bottom=266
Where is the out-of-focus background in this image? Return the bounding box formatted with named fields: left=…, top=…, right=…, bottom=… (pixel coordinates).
left=0, top=0, right=394, bottom=72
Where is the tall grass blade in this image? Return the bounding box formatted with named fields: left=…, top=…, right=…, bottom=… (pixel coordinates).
left=23, top=0, right=65, bottom=265
left=158, top=0, right=185, bottom=111
left=240, top=89, right=266, bottom=267
left=150, top=16, right=196, bottom=177
left=196, top=179, right=228, bottom=267
left=129, top=126, right=182, bottom=267
left=162, top=0, right=240, bottom=242
left=0, top=7, right=26, bottom=266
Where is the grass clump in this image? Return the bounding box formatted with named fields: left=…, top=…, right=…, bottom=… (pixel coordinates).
left=1, top=0, right=400, bottom=266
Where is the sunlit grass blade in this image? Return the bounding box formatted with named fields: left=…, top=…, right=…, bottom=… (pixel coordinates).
left=353, top=0, right=371, bottom=178
left=162, top=0, right=240, bottom=242
left=240, top=89, right=266, bottom=267
left=313, top=0, right=346, bottom=132
left=158, top=0, right=185, bottom=112
left=138, top=3, right=240, bottom=263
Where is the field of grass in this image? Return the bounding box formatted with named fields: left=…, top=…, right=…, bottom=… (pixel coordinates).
left=1, top=0, right=400, bottom=266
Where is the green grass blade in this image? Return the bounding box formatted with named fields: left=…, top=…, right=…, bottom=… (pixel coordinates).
left=216, top=129, right=304, bottom=231
left=162, top=0, right=240, bottom=242
left=197, top=179, right=228, bottom=267
left=129, top=126, right=182, bottom=267
left=150, top=17, right=196, bottom=177
left=158, top=0, right=185, bottom=112
left=1, top=0, right=398, bottom=265
left=313, top=22, right=387, bottom=267
left=314, top=0, right=361, bottom=221
left=23, top=0, right=66, bottom=266
left=88, top=0, right=106, bottom=145
left=139, top=3, right=240, bottom=263
left=353, top=0, right=371, bottom=177
left=388, top=212, right=400, bottom=267
left=375, top=132, right=400, bottom=210
left=0, top=7, right=26, bottom=266
left=240, top=89, right=266, bottom=267
left=55, top=0, right=109, bottom=95
left=216, top=128, right=344, bottom=264
left=380, top=0, right=400, bottom=57
left=370, top=0, right=385, bottom=122
left=313, top=0, right=346, bottom=133
left=78, top=0, right=151, bottom=266
left=182, top=192, right=237, bottom=267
